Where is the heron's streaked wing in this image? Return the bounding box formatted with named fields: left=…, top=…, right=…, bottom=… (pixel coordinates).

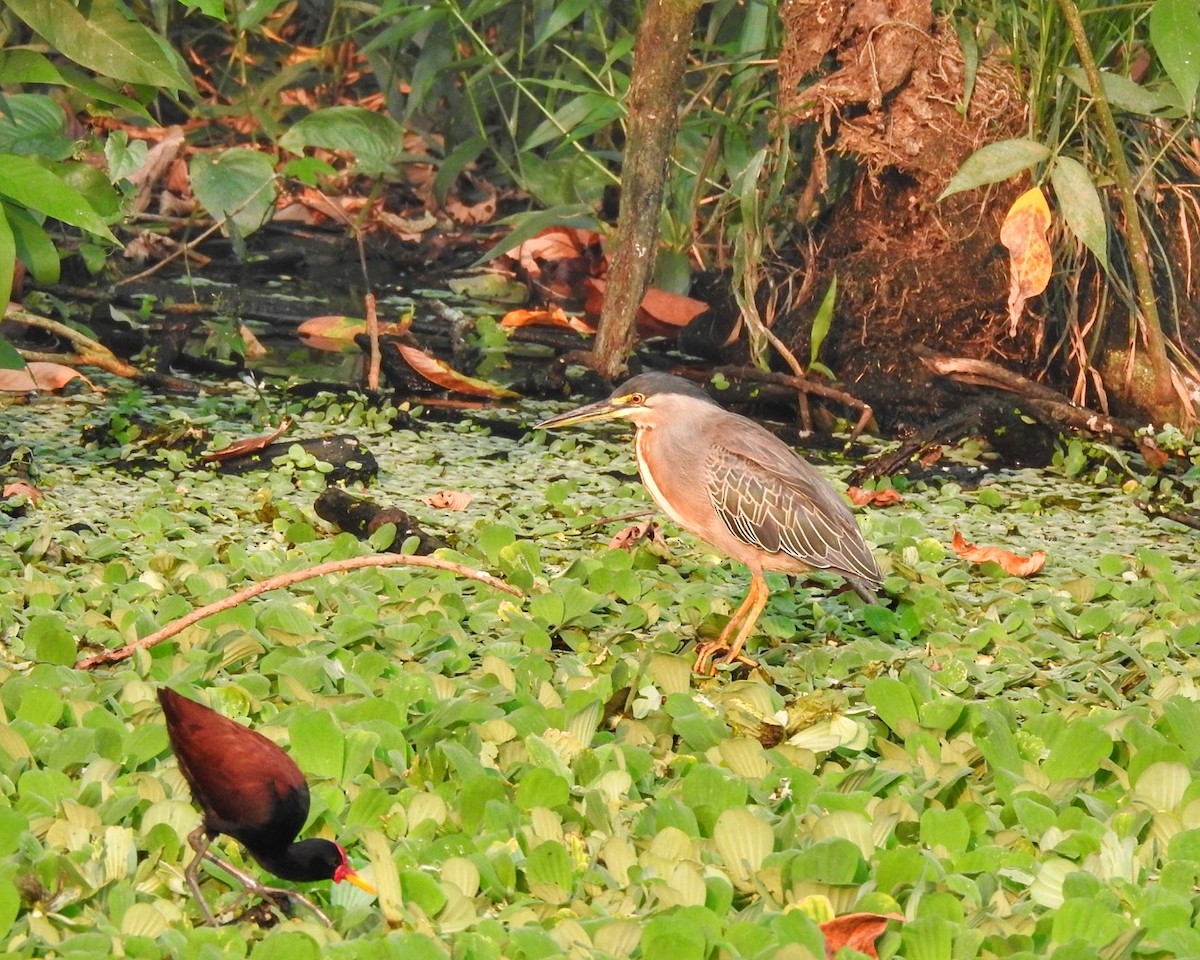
left=705, top=432, right=881, bottom=586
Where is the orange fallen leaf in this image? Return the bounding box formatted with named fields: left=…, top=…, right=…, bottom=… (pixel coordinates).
left=951, top=530, right=1046, bottom=577
left=393, top=342, right=520, bottom=399
left=608, top=519, right=664, bottom=551
left=1000, top=186, right=1052, bottom=336
left=819, top=912, right=903, bottom=959
left=201, top=419, right=292, bottom=462
left=846, top=487, right=904, bottom=507
left=0, top=362, right=94, bottom=392
left=421, top=490, right=473, bottom=511
left=500, top=306, right=595, bottom=335
left=2, top=481, right=42, bottom=503
left=585, top=278, right=709, bottom=332
left=502, top=226, right=602, bottom=276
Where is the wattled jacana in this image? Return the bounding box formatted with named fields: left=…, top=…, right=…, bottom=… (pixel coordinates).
left=158, top=687, right=374, bottom=925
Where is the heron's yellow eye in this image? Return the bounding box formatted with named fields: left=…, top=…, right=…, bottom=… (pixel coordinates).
left=628, top=392, right=645, bottom=405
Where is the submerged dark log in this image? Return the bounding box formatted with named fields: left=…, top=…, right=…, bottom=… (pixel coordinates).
left=210, top=436, right=378, bottom=484
left=314, top=488, right=447, bottom=555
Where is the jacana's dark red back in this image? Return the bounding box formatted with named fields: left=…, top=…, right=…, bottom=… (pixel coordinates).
left=158, top=687, right=310, bottom=852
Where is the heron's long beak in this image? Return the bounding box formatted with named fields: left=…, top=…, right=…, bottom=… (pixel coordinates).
left=534, top=398, right=630, bottom=430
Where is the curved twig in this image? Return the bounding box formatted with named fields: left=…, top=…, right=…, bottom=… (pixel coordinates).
left=77, top=553, right=521, bottom=669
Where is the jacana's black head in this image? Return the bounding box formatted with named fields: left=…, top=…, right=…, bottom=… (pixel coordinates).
left=249, top=838, right=356, bottom=884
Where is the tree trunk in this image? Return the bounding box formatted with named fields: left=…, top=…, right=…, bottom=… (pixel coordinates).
left=590, top=0, right=703, bottom=381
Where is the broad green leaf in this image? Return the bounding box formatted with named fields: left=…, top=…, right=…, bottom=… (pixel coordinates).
left=0, top=154, right=117, bottom=242
left=0, top=94, right=71, bottom=159
left=0, top=337, right=23, bottom=370
left=279, top=106, right=405, bottom=177
left=104, top=132, right=149, bottom=183
left=1064, top=66, right=1177, bottom=116
left=1050, top=156, right=1109, bottom=269
left=939, top=138, right=1051, bottom=199
left=190, top=149, right=277, bottom=238
left=1150, top=0, right=1200, bottom=113
left=8, top=204, right=61, bottom=285
left=5, top=0, right=192, bottom=91
left=1052, top=897, right=1127, bottom=947
left=0, top=49, right=64, bottom=84
left=177, top=0, right=228, bottom=19
left=25, top=613, right=76, bottom=665
left=809, top=274, right=837, bottom=367
left=0, top=203, right=13, bottom=311
left=57, top=64, right=153, bottom=116
left=0, top=864, right=19, bottom=940
left=1043, top=720, right=1112, bottom=781
left=919, top=807, right=971, bottom=854
left=288, top=710, right=344, bottom=781
left=864, top=676, right=919, bottom=734
left=532, top=0, right=595, bottom=51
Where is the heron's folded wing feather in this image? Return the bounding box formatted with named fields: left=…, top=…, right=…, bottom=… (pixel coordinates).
left=706, top=435, right=881, bottom=585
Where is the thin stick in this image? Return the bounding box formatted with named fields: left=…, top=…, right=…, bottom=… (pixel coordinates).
left=77, top=554, right=521, bottom=669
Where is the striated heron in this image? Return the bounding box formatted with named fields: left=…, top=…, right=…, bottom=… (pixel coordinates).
left=535, top=372, right=882, bottom=673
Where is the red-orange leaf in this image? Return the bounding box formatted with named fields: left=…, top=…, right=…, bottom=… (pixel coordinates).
left=394, top=343, right=519, bottom=399
left=201, top=420, right=292, bottom=462
left=420, top=490, right=473, bottom=511
left=298, top=314, right=413, bottom=343
left=3, top=480, right=42, bottom=503
left=819, top=912, right=903, bottom=959
left=0, top=362, right=93, bottom=392
left=846, top=487, right=904, bottom=507
left=500, top=307, right=595, bottom=335
left=951, top=530, right=1046, bottom=577
left=1000, top=186, right=1052, bottom=335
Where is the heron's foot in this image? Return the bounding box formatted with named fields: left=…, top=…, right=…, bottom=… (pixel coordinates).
left=692, top=641, right=758, bottom=676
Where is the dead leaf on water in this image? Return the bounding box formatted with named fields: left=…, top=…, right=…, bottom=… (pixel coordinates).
left=608, top=520, right=664, bottom=551
left=421, top=490, right=473, bottom=511
left=394, top=343, right=520, bottom=399
left=951, top=529, right=1046, bottom=577
left=819, top=912, right=904, bottom=959
left=500, top=306, right=595, bottom=335
left=0, top=362, right=95, bottom=393
left=846, top=487, right=903, bottom=507
left=2, top=481, right=42, bottom=503
left=201, top=420, right=292, bottom=462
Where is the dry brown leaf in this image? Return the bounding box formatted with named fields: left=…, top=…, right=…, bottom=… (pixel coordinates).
left=394, top=343, right=519, bottom=399
left=0, top=362, right=94, bottom=393
left=951, top=530, right=1046, bottom=577
left=608, top=519, right=664, bottom=551
left=503, top=226, right=601, bottom=276
left=585, top=278, right=708, bottom=334
left=1000, top=186, right=1052, bottom=336
left=201, top=420, right=292, bottom=462
left=420, top=490, right=474, bottom=511
left=819, top=912, right=903, bottom=959
left=2, top=481, right=42, bottom=503
left=846, top=486, right=904, bottom=507
left=499, top=306, right=595, bottom=335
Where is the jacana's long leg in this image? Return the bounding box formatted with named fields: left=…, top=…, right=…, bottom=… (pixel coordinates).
left=693, top=575, right=766, bottom=674
left=184, top=825, right=218, bottom=925
left=184, top=825, right=334, bottom=927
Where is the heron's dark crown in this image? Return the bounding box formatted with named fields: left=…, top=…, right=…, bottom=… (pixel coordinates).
left=613, top=372, right=713, bottom=404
